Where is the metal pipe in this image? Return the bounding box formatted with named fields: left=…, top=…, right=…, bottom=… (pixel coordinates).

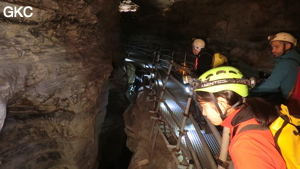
left=158, top=102, right=191, bottom=159
left=184, top=134, right=202, bottom=169
left=165, top=90, right=185, bottom=110
left=217, top=127, right=230, bottom=169
left=156, top=108, right=193, bottom=161
left=149, top=120, right=156, bottom=142
left=161, top=100, right=182, bottom=127
left=151, top=122, right=160, bottom=152
left=154, top=60, right=173, bottom=113
left=163, top=89, right=216, bottom=168
left=157, top=122, right=190, bottom=168
left=179, top=93, right=192, bottom=135
left=189, top=115, right=218, bottom=169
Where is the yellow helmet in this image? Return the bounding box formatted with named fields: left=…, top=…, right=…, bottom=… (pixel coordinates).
left=268, top=32, right=297, bottom=46
left=192, top=39, right=205, bottom=51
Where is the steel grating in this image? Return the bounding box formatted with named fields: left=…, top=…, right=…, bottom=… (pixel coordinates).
left=159, top=88, right=221, bottom=168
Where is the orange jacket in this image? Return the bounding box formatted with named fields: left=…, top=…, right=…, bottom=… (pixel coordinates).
left=221, top=107, right=286, bottom=169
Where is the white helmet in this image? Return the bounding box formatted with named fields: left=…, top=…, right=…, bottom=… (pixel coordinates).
left=192, top=39, right=205, bottom=51
left=268, top=32, right=297, bottom=46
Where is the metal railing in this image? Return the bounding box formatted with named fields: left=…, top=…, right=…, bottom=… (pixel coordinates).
left=125, top=42, right=231, bottom=169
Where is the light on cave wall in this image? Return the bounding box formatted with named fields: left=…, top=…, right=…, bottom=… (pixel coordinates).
left=119, top=0, right=139, bottom=12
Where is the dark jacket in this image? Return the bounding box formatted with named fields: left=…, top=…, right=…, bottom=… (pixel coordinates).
left=194, top=48, right=214, bottom=77
left=251, top=49, right=300, bottom=99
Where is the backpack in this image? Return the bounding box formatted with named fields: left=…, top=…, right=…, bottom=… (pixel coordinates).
left=286, top=60, right=300, bottom=116
left=212, top=53, right=228, bottom=68
left=237, top=104, right=300, bottom=169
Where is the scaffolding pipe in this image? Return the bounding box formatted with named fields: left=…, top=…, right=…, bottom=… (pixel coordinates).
left=161, top=100, right=182, bottom=128
left=170, top=75, right=186, bottom=90
left=161, top=100, right=205, bottom=165
left=204, top=116, right=222, bottom=146
left=165, top=90, right=185, bottom=110
left=159, top=114, right=193, bottom=160
left=189, top=115, right=218, bottom=169
left=175, top=92, right=204, bottom=169
left=156, top=107, right=193, bottom=161
left=175, top=93, right=192, bottom=157
left=151, top=121, right=160, bottom=152
left=217, top=127, right=231, bottom=169
left=157, top=123, right=180, bottom=166
left=159, top=64, right=186, bottom=91
left=177, top=93, right=192, bottom=145
left=162, top=92, right=216, bottom=169
left=184, top=134, right=202, bottom=169
left=155, top=60, right=173, bottom=113
left=149, top=119, right=156, bottom=142
left=154, top=49, right=161, bottom=97
left=157, top=122, right=191, bottom=169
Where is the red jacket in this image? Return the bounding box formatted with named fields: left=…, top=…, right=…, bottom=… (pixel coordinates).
left=221, top=106, right=286, bottom=169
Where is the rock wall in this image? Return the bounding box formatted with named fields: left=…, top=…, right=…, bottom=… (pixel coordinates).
left=0, top=0, right=121, bottom=168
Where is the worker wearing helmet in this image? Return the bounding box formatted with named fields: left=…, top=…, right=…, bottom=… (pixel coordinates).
left=192, top=38, right=228, bottom=77
left=192, top=38, right=214, bottom=77
left=251, top=32, right=300, bottom=103
left=194, top=66, right=286, bottom=169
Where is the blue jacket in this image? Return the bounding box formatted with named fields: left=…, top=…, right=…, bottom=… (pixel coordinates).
left=251, top=49, right=300, bottom=99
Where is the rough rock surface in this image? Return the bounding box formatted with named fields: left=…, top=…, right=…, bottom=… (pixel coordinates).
left=124, top=88, right=177, bottom=169
left=0, top=0, right=120, bottom=168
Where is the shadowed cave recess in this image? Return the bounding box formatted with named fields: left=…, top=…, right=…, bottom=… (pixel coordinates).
left=0, top=0, right=300, bottom=169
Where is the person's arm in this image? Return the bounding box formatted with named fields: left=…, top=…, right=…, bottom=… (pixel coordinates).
left=251, top=62, right=289, bottom=93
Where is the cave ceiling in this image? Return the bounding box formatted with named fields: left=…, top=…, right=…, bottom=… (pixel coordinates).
left=131, top=0, right=174, bottom=15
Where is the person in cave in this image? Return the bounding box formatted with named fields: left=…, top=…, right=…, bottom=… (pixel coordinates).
left=191, top=38, right=228, bottom=77
left=190, top=38, right=228, bottom=132
left=194, top=66, right=286, bottom=169
left=250, top=32, right=300, bottom=106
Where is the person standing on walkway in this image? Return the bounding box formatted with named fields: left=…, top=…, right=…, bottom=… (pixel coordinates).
left=194, top=66, right=286, bottom=169
left=250, top=32, right=300, bottom=104
left=192, top=38, right=228, bottom=77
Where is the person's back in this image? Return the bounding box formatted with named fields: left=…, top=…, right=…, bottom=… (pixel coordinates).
left=224, top=106, right=286, bottom=169
left=194, top=47, right=214, bottom=76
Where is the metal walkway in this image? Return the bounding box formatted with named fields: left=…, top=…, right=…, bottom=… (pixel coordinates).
left=124, top=43, right=231, bottom=169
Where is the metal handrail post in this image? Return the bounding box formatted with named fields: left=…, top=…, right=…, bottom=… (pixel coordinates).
left=157, top=125, right=190, bottom=169
left=188, top=114, right=218, bottom=169
left=175, top=91, right=202, bottom=169
left=175, top=92, right=192, bottom=154
left=184, top=134, right=202, bottom=169
left=176, top=91, right=193, bottom=148
left=218, top=127, right=230, bottom=169
left=155, top=60, right=173, bottom=113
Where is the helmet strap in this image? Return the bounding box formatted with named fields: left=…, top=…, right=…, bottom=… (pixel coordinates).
left=281, top=42, right=292, bottom=56
left=209, top=93, right=227, bottom=120
left=224, top=97, right=244, bottom=116
left=209, top=93, right=244, bottom=120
